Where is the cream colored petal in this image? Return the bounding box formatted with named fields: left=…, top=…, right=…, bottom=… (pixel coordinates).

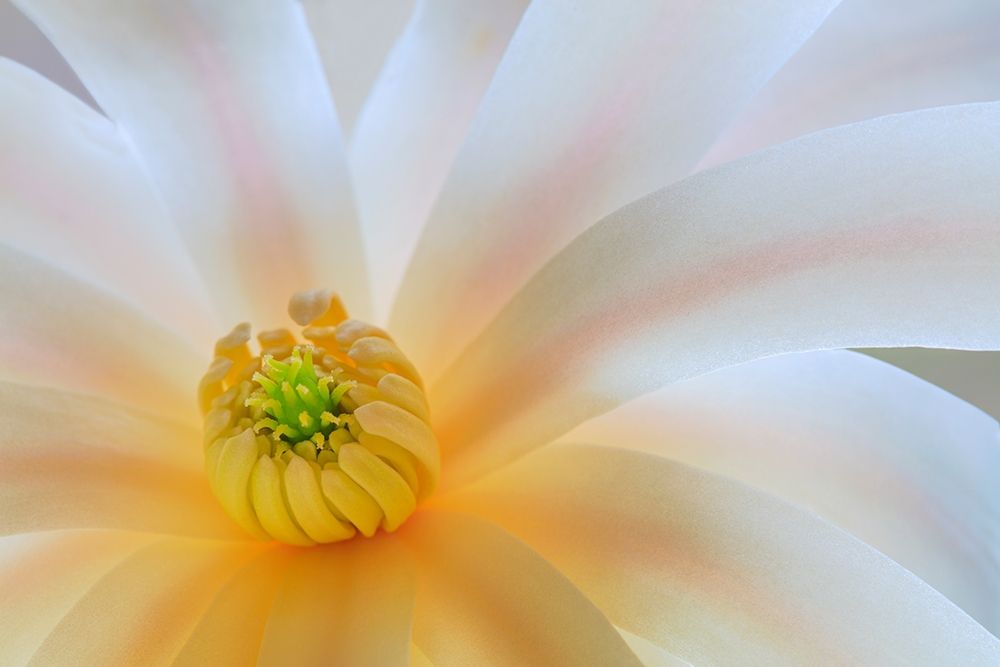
left=562, top=350, right=1000, bottom=634
left=0, top=244, right=201, bottom=421
left=617, top=628, right=693, bottom=667
left=0, top=58, right=218, bottom=346
left=350, top=0, right=530, bottom=316
left=401, top=511, right=642, bottom=666
left=703, top=0, right=1000, bottom=167
left=26, top=538, right=256, bottom=666
left=256, top=539, right=414, bottom=666
left=441, top=445, right=1000, bottom=665
left=430, top=103, right=1000, bottom=489
left=173, top=548, right=290, bottom=667
left=15, top=0, right=371, bottom=323
left=0, top=381, right=245, bottom=539
left=300, top=0, right=414, bottom=137
left=391, top=0, right=839, bottom=377
left=0, top=530, right=152, bottom=666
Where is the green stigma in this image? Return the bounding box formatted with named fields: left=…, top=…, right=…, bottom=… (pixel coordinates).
left=244, top=346, right=355, bottom=443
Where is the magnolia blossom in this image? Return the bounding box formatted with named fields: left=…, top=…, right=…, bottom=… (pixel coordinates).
left=2, top=1, right=1000, bottom=665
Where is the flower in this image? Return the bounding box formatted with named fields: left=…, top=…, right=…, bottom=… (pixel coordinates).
left=2, top=0, right=1000, bottom=665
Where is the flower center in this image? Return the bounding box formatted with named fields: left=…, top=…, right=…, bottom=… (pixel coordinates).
left=198, top=290, right=439, bottom=546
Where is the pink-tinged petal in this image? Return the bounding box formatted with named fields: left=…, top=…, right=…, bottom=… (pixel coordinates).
left=0, top=244, right=202, bottom=421
left=301, top=0, right=414, bottom=137
left=172, top=548, right=290, bottom=667
left=256, top=538, right=414, bottom=666
left=26, top=538, right=257, bottom=666
left=0, top=59, right=218, bottom=346
left=391, top=0, right=839, bottom=378
left=562, top=350, right=1000, bottom=633
left=401, top=510, right=643, bottom=666
left=350, top=0, right=530, bottom=316
left=441, top=445, right=1000, bottom=664
left=0, top=382, right=246, bottom=540
left=0, top=531, right=152, bottom=666
left=15, top=0, right=371, bottom=323
left=430, top=103, right=1000, bottom=489
left=703, top=0, right=1000, bottom=168
left=865, top=347, right=1000, bottom=421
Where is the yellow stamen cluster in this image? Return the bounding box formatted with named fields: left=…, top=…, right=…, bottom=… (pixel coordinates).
left=198, top=290, right=439, bottom=546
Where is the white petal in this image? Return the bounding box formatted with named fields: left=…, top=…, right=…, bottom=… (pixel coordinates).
left=0, top=243, right=202, bottom=421
left=562, top=350, right=1000, bottom=633
left=703, top=0, right=1000, bottom=167
left=301, top=0, right=415, bottom=138
left=391, top=0, right=839, bottom=377
left=350, top=0, right=530, bottom=316
left=441, top=445, right=1000, bottom=665
left=429, top=103, right=1000, bottom=488
left=15, top=0, right=371, bottom=323
left=0, top=381, right=246, bottom=539
left=25, top=538, right=255, bottom=666
left=402, top=510, right=643, bottom=666
left=0, top=2, right=94, bottom=108
left=0, top=59, right=218, bottom=345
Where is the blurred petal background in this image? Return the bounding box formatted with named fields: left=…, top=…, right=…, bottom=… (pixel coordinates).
left=6, top=0, right=997, bottom=419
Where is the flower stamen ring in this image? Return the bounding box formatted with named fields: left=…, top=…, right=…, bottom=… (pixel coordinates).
left=198, top=290, right=439, bottom=546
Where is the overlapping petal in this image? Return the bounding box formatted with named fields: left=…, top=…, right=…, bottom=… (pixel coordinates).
left=392, top=0, right=839, bottom=378
left=561, top=350, right=1000, bottom=633
left=0, top=382, right=244, bottom=539
left=441, top=445, right=1000, bottom=664
left=703, top=0, right=1000, bottom=167
left=25, top=538, right=256, bottom=666
left=300, top=0, right=414, bottom=137
left=256, top=538, right=415, bottom=666
left=430, top=103, right=1000, bottom=488
left=0, top=245, right=202, bottom=421
left=0, top=58, right=217, bottom=345
left=0, top=531, right=152, bottom=666
left=15, top=0, right=370, bottom=323
left=351, top=0, right=530, bottom=314
left=173, top=549, right=289, bottom=667
left=401, top=510, right=642, bottom=665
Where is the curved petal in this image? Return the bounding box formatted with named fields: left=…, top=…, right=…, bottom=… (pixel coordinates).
left=0, top=1, right=93, bottom=106
left=561, top=350, right=1000, bottom=633
left=26, top=537, right=256, bottom=666
left=391, top=0, right=839, bottom=378
left=703, top=0, right=1000, bottom=167
left=15, top=0, right=371, bottom=323
left=0, top=243, right=202, bottom=421
left=0, top=530, right=151, bottom=666
left=172, top=548, right=289, bottom=667
left=0, top=381, right=246, bottom=540
left=256, top=538, right=414, bottom=666
left=440, top=445, right=1000, bottom=664
left=430, top=102, right=1000, bottom=488
left=865, top=347, right=1000, bottom=421
left=300, top=0, right=414, bottom=138
left=0, top=58, right=218, bottom=346
left=401, top=510, right=642, bottom=666
left=350, top=0, right=530, bottom=316
left=617, top=628, right=693, bottom=667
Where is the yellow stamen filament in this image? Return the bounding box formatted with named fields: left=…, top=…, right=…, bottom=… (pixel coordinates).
left=198, top=290, right=439, bottom=545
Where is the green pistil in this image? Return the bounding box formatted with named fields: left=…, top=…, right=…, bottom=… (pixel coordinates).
left=245, top=347, right=354, bottom=443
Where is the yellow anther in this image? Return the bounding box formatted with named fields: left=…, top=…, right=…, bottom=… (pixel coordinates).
left=198, top=290, right=438, bottom=546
